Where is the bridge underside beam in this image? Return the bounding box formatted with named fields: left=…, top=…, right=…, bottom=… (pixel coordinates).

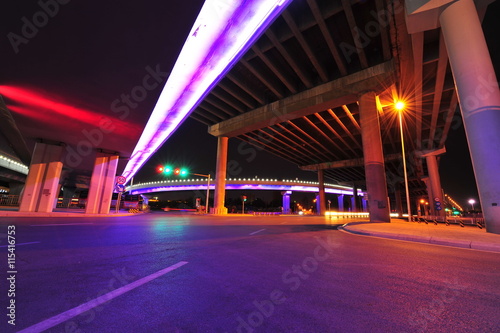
left=208, top=61, right=395, bottom=138
left=300, top=153, right=402, bottom=171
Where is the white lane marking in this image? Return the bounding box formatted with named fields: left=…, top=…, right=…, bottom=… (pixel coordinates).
left=30, top=223, right=94, bottom=227
left=17, top=261, right=189, bottom=333
left=0, top=241, right=40, bottom=248
left=249, top=228, right=266, bottom=235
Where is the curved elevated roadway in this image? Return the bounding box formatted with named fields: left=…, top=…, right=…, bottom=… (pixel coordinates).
left=129, top=178, right=365, bottom=197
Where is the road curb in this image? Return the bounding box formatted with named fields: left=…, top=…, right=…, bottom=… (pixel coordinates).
left=339, top=224, right=500, bottom=253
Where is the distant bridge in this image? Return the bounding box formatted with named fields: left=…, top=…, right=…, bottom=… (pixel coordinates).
left=128, top=177, right=365, bottom=197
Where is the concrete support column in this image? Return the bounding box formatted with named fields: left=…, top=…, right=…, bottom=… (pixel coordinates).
left=317, top=169, right=326, bottom=215
left=19, top=142, right=63, bottom=213
left=421, top=176, right=433, bottom=216
left=439, top=0, right=500, bottom=233
left=350, top=196, right=356, bottom=212
left=85, top=153, right=119, bottom=214
left=416, top=199, right=423, bottom=218
left=213, top=136, right=228, bottom=215
left=351, top=185, right=358, bottom=212
left=337, top=194, right=344, bottom=212
left=359, top=91, right=390, bottom=222
left=315, top=194, right=321, bottom=214
left=362, top=198, right=368, bottom=212
left=282, top=191, right=291, bottom=214
left=424, top=154, right=445, bottom=217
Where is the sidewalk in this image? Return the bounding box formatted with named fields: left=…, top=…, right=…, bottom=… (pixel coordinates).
left=340, top=219, right=500, bottom=253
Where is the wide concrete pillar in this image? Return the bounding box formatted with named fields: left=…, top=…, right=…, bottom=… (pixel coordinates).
left=423, top=153, right=445, bottom=217
left=337, top=194, right=344, bottom=212
left=439, top=0, right=500, bottom=233
left=282, top=191, right=291, bottom=214
left=85, top=153, right=119, bottom=214
left=19, top=142, right=63, bottom=213
left=213, top=136, right=228, bottom=215
left=359, top=91, right=390, bottom=222
left=317, top=169, right=326, bottom=215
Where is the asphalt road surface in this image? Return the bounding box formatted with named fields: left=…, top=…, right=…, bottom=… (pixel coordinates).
left=0, top=212, right=499, bottom=333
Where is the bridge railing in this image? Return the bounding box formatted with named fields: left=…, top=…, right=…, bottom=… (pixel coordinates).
left=0, top=195, right=20, bottom=206
left=415, top=215, right=485, bottom=228
left=326, top=211, right=370, bottom=219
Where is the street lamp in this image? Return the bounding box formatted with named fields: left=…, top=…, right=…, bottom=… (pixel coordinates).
left=194, top=173, right=211, bottom=214
left=468, top=199, right=475, bottom=211
left=396, top=100, right=412, bottom=222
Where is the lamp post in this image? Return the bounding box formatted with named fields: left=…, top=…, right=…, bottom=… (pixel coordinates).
left=194, top=173, right=211, bottom=214
left=396, top=101, right=412, bottom=222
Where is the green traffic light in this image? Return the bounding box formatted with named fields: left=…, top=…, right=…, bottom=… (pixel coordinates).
left=162, top=165, right=188, bottom=176
left=164, top=166, right=173, bottom=175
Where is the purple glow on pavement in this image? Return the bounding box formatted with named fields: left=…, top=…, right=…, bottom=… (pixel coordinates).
left=122, top=0, right=292, bottom=182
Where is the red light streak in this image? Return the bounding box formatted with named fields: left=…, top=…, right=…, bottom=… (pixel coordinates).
left=0, top=85, right=141, bottom=138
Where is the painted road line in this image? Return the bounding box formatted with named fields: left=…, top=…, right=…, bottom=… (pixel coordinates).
left=17, top=261, right=189, bottom=333
left=30, top=223, right=94, bottom=227
left=250, top=228, right=266, bottom=235
left=0, top=241, right=40, bottom=248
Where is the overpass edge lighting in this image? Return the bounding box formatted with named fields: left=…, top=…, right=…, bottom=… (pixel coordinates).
left=0, top=154, right=29, bottom=175
left=128, top=179, right=366, bottom=197
left=121, top=0, right=292, bottom=182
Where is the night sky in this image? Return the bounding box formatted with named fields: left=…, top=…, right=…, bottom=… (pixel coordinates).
left=1, top=1, right=499, bottom=209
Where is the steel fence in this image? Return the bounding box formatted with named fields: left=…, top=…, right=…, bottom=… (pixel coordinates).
left=0, top=195, right=20, bottom=206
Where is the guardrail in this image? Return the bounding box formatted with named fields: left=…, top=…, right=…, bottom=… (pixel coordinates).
left=0, top=195, right=20, bottom=206
left=415, top=215, right=485, bottom=229
left=326, top=211, right=370, bottom=219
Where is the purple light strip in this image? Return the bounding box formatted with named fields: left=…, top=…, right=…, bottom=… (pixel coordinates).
left=122, top=0, right=292, bottom=182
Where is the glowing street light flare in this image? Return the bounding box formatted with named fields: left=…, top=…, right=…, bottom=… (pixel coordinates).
left=395, top=100, right=405, bottom=111
left=468, top=199, right=476, bottom=211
